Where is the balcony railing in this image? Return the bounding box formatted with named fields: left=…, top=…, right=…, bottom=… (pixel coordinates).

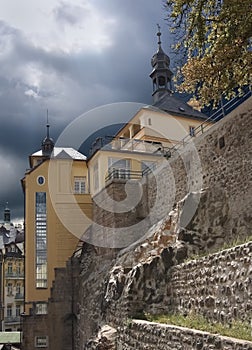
left=105, top=169, right=143, bottom=184
left=15, top=293, right=24, bottom=300
left=90, top=136, right=164, bottom=157
left=4, top=316, right=21, bottom=324
left=165, top=87, right=252, bottom=159
left=5, top=272, right=24, bottom=279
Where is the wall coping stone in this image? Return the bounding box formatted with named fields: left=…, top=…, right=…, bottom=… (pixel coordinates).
left=130, top=319, right=252, bottom=346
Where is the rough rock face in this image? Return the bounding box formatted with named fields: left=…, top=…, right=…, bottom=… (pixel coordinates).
left=175, top=187, right=230, bottom=255
left=84, top=325, right=117, bottom=350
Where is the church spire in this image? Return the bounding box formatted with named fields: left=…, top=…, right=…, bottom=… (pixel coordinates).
left=4, top=202, right=10, bottom=223
left=150, top=25, right=173, bottom=103
left=42, top=110, right=54, bottom=157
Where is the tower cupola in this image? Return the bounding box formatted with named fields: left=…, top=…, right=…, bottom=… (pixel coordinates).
left=4, top=202, right=10, bottom=223
left=42, top=113, right=54, bottom=157
left=150, top=25, right=173, bottom=102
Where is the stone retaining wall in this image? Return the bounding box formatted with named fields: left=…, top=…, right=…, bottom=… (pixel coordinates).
left=104, top=241, right=252, bottom=327
left=146, top=96, right=252, bottom=254
left=165, top=241, right=252, bottom=323
left=117, top=320, right=252, bottom=350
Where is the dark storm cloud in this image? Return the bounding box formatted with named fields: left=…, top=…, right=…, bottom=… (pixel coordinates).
left=0, top=1, right=171, bottom=220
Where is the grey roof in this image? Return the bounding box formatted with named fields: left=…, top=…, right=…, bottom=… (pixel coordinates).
left=0, top=224, right=22, bottom=247
left=32, top=147, right=87, bottom=160
left=151, top=92, right=208, bottom=121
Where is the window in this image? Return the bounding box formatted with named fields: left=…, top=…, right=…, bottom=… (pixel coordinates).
left=37, top=176, right=45, bottom=185
left=35, top=336, right=48, bottom=348
left=35, top=193, right=47, bottom=288
left=108, top=158, right=131, bottom=179
left=16, top=283, right=21, bottom=295
left=7, top=305, right=12, bottom=317
left=7, top=283, right=13, bottom=296
left=36, top=303, right=48, bottom=315
left=93, top=163, right=99, bottom=190
left=189, top=126, right=196, bottom=137
left=148, top=118, right=152, bottom=126
left=74, top=177, right=86, bottom=194
left=7, top=262, right=13, bottom=274
left=16, top=262, right=22, bottom=275
left=16, top=305, right=21, bottom=317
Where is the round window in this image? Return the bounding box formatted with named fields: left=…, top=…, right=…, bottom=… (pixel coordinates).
left=37, top=176, right=45, bottom=185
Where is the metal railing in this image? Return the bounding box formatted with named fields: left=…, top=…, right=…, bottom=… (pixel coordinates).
left=5, top=316, right=21, bottom=323
left=164, top=88, right=252, bottom=159
left=5, top=272, right=24, bottom=278
left=90, top=136, right=164, bottom=157
left=210, top=88, right=252, bottom=121
left=15, top=293, right=24, bottom=300
left=105, top=169, right=143, bottom=183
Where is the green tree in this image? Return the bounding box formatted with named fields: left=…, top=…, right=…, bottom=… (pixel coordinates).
left=165, top=0, right=252, bottom=106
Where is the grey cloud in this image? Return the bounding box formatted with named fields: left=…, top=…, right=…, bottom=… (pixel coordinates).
left=53, top=1, right=90, bottom=26
left=0, top=1, right=169, bottom=220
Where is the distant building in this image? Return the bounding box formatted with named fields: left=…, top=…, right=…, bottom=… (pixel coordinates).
left=0, top=205, right=24, bottom=332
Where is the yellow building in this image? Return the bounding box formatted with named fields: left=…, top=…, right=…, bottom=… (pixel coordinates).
left=87, top=28, right=213, bottom=195
left=21, top=125, right=92, bottom=314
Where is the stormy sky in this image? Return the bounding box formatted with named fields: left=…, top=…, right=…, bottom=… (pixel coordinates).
left=0, top=0, right=176, bottom=222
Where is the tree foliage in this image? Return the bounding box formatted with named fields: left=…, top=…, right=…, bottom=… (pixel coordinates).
left=165, top=0, right=252, bottom=106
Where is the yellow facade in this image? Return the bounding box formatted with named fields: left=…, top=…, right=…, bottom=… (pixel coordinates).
left=88, top=149, right=162, bottom=195
left=22, top=151, right=92, bottom=314
left=88, top=106, right=213, bottom=195
left=117, top=107, right=212, bottom=146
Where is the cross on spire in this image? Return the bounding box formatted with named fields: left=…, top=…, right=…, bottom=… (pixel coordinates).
left=46, top=109, right=50, bottom=138
left=157, top=23, right=162, bottom=46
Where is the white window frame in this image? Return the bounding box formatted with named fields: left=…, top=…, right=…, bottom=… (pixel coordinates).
left=35, top=336, right=48, bottom=348
left=36, top=303, right=48, bottom=315
left=74, top=176, right=86, bottom=194
left=108, top=157, right=131, bottom=180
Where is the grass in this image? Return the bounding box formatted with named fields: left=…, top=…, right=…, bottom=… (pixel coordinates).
left=143, top=313, right=252, bottom=342
left=186, top=235, right=252, bottom=262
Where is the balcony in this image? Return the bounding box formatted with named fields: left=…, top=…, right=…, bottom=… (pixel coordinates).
left=4, top=316, right=21, bottom=324
left=15, top=293, right=24, bottom=301
left=5, top=272, right=24, bottom=279
left=105, top=169, right=143, bottom=184
left=90, top=136, right=164, bottom=157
